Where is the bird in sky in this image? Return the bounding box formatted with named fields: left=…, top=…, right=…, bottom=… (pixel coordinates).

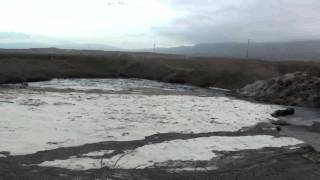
left=107, top=1, right=125, bottom=6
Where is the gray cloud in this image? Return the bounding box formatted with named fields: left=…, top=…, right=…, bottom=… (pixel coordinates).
left=154, top=0, right=320, bottom=44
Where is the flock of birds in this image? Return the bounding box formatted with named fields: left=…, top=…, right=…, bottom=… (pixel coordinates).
left=107, top=1, right=125, bottom=6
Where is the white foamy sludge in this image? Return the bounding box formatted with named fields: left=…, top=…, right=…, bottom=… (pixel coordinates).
left=0, top=88, right=279, bottom=155
left=38, top=135, right=303, bottom=170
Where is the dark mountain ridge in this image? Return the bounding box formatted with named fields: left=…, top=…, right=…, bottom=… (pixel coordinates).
left=144, top=40, right=320, bottom=61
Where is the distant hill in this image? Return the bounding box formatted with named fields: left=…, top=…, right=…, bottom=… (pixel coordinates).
left=2, top=32, right=320, bottom=61
left=143, top=40, right=320, bottom=61
left=0, top=42, right=121, bottom=51
left=0, top=47, right=125, bottom=56
left=0, top=32, right=120, bottom=51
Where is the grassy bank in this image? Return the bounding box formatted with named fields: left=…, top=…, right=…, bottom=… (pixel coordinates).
left=1, top=50, right=320, bottom=89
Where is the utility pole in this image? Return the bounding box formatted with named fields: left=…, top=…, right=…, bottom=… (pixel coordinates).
left=153, top=43, right=156, bottom=53
left=246, top=39, right=250, bottom=59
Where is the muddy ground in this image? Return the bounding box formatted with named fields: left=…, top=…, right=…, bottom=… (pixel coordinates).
left=0, top=85, right=320, bottom=180
left=0, top=129, right=319, bottom=180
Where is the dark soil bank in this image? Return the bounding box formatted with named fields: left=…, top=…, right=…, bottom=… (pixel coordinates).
left=1, top=49, right=320, bottom=89
left=240, top=72, right=320, bottom=107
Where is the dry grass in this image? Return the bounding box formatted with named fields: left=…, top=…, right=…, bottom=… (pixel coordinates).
left=0, top=51, right=320, bottom=89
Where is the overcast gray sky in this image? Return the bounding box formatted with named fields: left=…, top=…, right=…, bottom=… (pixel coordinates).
left=156, top=0, right=320, bottom=44
left=1, top=0, right=320, bottom=48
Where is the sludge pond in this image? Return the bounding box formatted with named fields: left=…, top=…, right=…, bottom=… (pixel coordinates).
left=0, top=79, right=319, bottom=180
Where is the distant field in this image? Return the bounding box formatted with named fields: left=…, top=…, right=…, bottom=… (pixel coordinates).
left=1, top=49, right=320, bottom=89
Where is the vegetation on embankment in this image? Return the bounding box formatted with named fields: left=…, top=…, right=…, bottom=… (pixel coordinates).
left=1, top=50, right=320, bottom=89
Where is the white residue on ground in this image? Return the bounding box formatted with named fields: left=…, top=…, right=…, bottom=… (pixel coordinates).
left=29, top=78, right=193, bottom=92
left=0, top=88, right=280, bottom=156
left=171, top=166, right=218, bottom=172
left=38, top=135, right=303, bottom=170
left=0, top=87, right=281, bottom=156
left=82, top=150, right=115, bottom=157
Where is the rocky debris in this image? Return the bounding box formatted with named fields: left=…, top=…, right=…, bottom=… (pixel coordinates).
left=21, top=82, right=29, bottom=88
left=311, top=122, right=320, bottom=133
left=239, top=72, right=320, bottom=107
left=271, top=108, right=295, bottom=117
